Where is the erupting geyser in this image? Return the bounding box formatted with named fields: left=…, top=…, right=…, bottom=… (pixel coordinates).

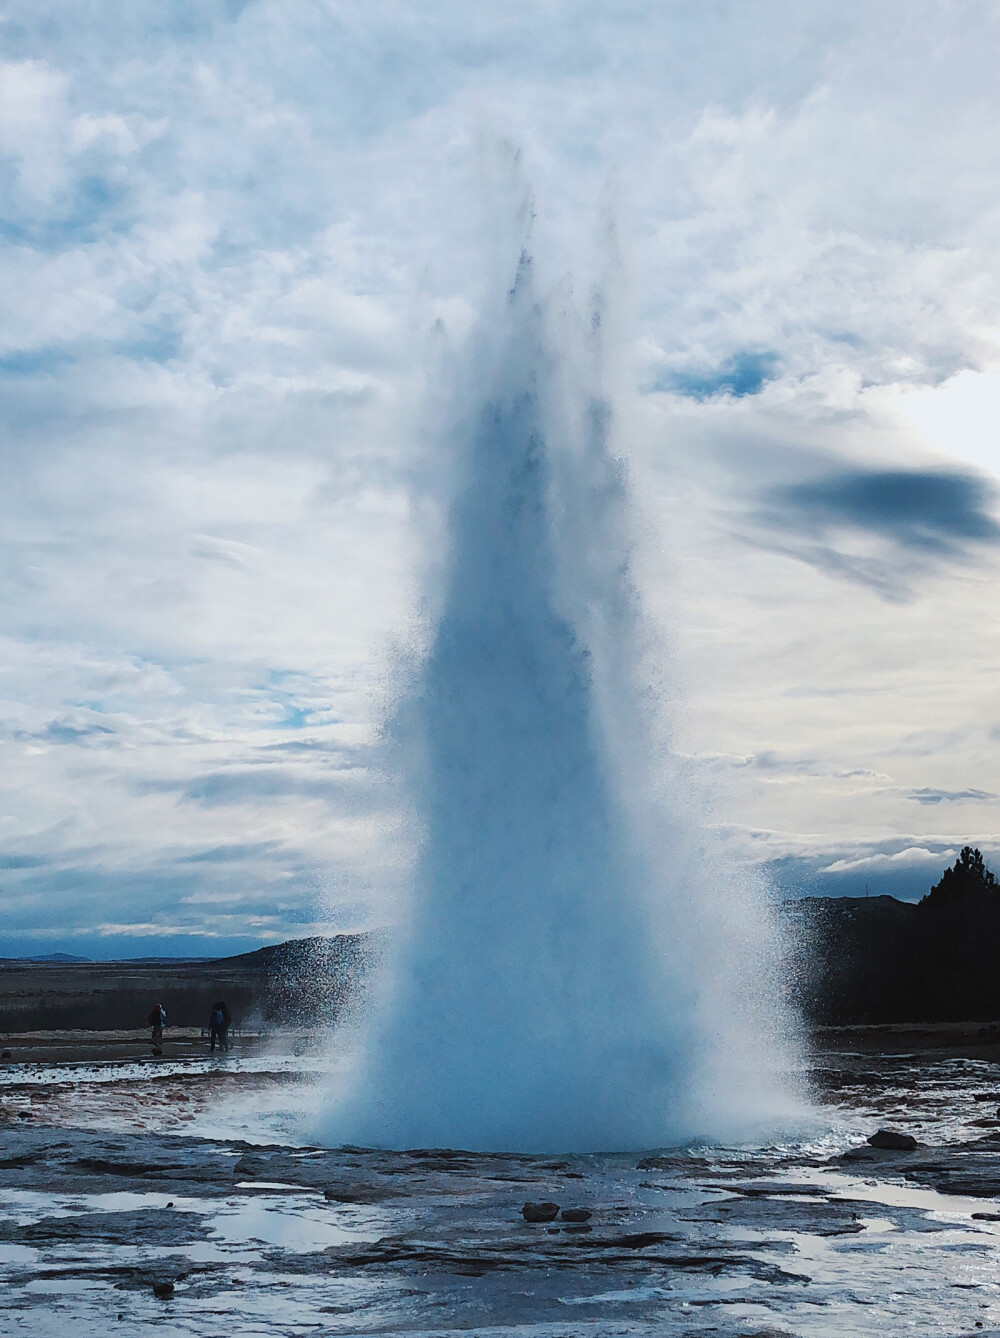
left=323, top=244, right=798, bottom=1153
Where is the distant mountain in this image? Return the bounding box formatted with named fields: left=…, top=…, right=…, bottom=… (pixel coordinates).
left=22, top=952, right=92, bottom=963
left=112, top=956, right=207, bottom=964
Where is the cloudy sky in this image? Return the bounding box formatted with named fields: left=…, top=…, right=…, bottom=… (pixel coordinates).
left=2, top=0, right=999, bottom=956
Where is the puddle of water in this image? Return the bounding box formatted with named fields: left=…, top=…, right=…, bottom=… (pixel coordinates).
left=788, top=1167, right=1000, bottom=1222
left=561, top=1285, right=674, bottom=1305
left=0, top=1190, right=82, bottom=1223
left=0, top=1243, right=40, bottom=1265
left=854, top=1215, right=898, bottom=1233
left=25, top=1278, right=106, bottom=1294
left=0, top=1188, right=210, bottom=1222
left=207, top=1197, right=376, bottom=1253
left=234, top=1181, right=324, bottom=1193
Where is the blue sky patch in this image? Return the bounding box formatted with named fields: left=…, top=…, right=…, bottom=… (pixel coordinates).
left=655, top=351, right=779, bottom=400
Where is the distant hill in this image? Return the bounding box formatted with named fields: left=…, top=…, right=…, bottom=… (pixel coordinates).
left=0, top=932, right=380, bottom=1032
left=19, top=952, right=92, bottom=964
left=785, top=852, right=1000, bottom=1023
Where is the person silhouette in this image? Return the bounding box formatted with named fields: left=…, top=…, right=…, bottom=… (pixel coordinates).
left=147, top=1002, right=166, bottom=1049
left=209, top=1000, right=231, bottom=1052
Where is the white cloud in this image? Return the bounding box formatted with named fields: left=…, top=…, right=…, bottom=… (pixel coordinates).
left=0, top=59, right=70, bottom=200
left=890, top=370, right=1000, bottom=481
left=821, top=847, right=957, bottom=876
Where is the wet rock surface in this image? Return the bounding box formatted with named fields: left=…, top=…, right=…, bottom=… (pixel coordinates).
left=3, top=1047, right=1000, bottom=1334
left=676, top=1193, right=866, bottom=1236
left=522, top=1199, right=561, bottom=1222
left=0, top=1206, right=209, bottom=1246
left=867, top=1127, right=920, bottom=1149
left=560, top=1205, right=592, bottom=1221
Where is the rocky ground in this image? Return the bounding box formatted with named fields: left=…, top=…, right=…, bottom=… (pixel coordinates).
left=2, top=1043, right=1000, bottom=1336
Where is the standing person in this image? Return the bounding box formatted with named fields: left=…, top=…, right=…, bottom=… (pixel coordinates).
left=147, top=1002, right=166, bottom=1048
left=219, top=1000, right=232, bottom=1051
left=209, top=1001, right=231, bottom=1052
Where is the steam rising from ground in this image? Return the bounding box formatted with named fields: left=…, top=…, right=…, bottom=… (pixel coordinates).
left=322, top=235, right=799, bottom=1153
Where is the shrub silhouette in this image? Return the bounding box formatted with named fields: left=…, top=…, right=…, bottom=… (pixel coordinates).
left=923, top=845, right=998, bottom=906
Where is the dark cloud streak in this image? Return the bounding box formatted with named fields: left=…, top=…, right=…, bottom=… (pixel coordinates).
left=748, top=465, right=1000, bottom=598
left=906, top=787, right=996, bottom=805
left=768, top=467, right=1000, bottom=552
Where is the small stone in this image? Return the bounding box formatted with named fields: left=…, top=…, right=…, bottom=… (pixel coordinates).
left=867, top=1129, right=918, bottom=1150
left=560, top=1207, right=592, bottom=1222
left=522, top=1200, right=560, bottom=1223
left=151, top=1046, right=163, bottom=1057
left=1, top=1050, right=11, bottom=1060
left=166, top=1202, right=174, bottom=1208
left=152, top=1281, right=174, bottom=1300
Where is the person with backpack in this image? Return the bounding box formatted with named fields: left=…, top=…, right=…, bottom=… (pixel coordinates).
left=209, top=1000, right=231, bottom=1052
